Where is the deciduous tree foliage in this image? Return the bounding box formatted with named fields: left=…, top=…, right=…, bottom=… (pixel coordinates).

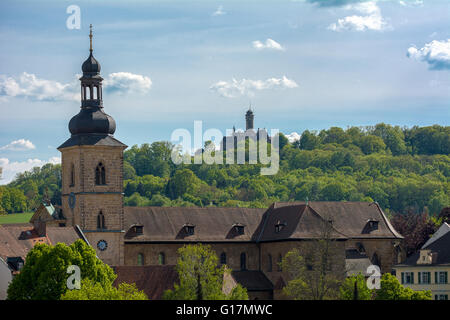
left=375, top=273, right=431, bottom=300
left=339, top=274, right=374, bottom=300
left=7, top=240, right=115, bottom=300
left=280, top=220, right=346, bottom=300
left=6, top=124, right=450, bottom=215
left=163, top=244, right=248, bottom=300
left=61, top=279, right=148, bottom=300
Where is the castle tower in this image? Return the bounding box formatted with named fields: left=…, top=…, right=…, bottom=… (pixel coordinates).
left=245, top=106, right=254, bottom=131
left=58, top=25, right=127, bottom=265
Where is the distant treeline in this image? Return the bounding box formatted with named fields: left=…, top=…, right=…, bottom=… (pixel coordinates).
left=2, top=123, right=449, bottom=216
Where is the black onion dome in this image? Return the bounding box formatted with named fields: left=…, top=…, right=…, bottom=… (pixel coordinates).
left=69, top=108, right=116, bottom=135
left=82, top=52, right=101, bottom=75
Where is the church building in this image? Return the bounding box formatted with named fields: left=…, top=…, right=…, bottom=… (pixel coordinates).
left=54, top=28, right=405, bottom=299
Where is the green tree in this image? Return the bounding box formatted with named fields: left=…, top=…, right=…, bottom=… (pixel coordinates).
left=375, top=273, right=431, bottom=300
left=280, top=220, right=345, bottom=300
left=61, top=279, right=148, bottom=300
left=166, top=169, right=202, bottom=199
left=339, top=274, right=374, bottom=300
left=163, top=244, right=248, bottom=300
left=7, top=240, right=116, bottom=300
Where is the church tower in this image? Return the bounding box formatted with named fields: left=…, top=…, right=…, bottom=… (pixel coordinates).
left=58, top=25, right=127, bottom=265
left=245, top=106, right=254, bottom=131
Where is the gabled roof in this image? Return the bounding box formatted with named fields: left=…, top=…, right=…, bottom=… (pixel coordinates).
left=124, top=206, right=265, bottom=242
left=231, top=271, right=273, bottom=291
left=422, top=222, right=450, bottom=249
left=124, top=202, right=403, bottom=243
left=396, top=231, right=450, bottom=267
left=0, top=223, right=83, bottom=261
left=112, top=265, right=178, bottom=300
left=30, top=202, right=64, bottom=223
left=253, top=203, right=348, bottom=242
left=257, top=201, right=403, bottom=240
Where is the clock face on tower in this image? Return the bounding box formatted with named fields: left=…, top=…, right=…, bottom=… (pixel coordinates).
left=97, top=240, right=108, bottom=251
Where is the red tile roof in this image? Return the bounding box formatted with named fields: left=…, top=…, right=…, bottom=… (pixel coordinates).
left=112, top=265, right=178, bottom=300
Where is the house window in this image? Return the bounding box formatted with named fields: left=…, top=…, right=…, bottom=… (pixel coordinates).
left=435, top=294, right=448, bottom=300
left=401, top=272, right=414, bottom=284
left=267, top=254, right=272, bottom=272
left=240, top=252, right=247, bottom=271
left=220, top=252, right=227, bottom=265
left=97, top=211, right=106, bottom=230
left=95, top=162, right=106, bottom=185
left=158, top=252, right=166, bottom=265
left=418, top=272, right=431, bottom=284
left=436, top=271, right=448, bottom=284
left=137, top=253, right=144, bottom=266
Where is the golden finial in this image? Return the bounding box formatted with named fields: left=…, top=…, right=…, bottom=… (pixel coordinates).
left=89, top=24, right=93, bottom=52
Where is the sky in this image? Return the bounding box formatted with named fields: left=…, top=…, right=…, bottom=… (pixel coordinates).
left=0, top=0, right=449, bottom=184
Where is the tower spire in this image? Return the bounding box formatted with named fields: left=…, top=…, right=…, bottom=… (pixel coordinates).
left=89, top=24, right=93, bottom=53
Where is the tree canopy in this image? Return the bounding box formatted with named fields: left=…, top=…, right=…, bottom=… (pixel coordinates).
left=163, top=244, right=248, bottom=300
left=4, top=124, right=449, bottom=215
left=7, top=240, right=115, bottom=300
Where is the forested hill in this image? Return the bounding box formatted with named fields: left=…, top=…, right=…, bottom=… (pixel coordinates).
left=2, top=123, right=449, bottom=216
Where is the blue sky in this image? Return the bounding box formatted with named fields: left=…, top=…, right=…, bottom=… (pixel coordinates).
left=0, top=0, right=449, bottom=184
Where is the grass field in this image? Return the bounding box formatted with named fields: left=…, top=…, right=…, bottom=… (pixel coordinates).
left=0, top=212, right=33, bottom=225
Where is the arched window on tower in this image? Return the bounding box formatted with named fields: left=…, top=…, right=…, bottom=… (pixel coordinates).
left=97, top=211, right=106, bottom=230
left=70, top=163, right=75, bottom=187
left=95, top=162, right=106, bottom=185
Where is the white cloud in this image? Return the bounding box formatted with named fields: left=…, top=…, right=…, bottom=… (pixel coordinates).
left=103, top=72, right=152, bottom=94
left=252, top=39, right=285, bottom=51
left=328, top=1, right=389, bottom=32
left=0, top=72, right=78, bottom=102
left=212, top=5, right=226, bottom=16
left=407, top=39, right=450, bottom=70
left=210, top=76, right=299, bottom=98
left=0, top=71, right=152, bottom=102
left=0, top=139, right=36, bottom=151
left=0, top=157, right=61, bottom=185
left=285, top=132, right=301, bottom=143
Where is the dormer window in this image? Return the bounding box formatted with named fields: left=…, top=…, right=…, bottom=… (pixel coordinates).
left=368, top=219, right=379, bottom=230
left=184, top=223, right=195, bottom=235
left=232, top=223, right=245, bottom=235
left=275, top=220, right=287, bottom=233
left=363, top=219, right=379, bottom=233
left=134, top=225, right=143, bottom=235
